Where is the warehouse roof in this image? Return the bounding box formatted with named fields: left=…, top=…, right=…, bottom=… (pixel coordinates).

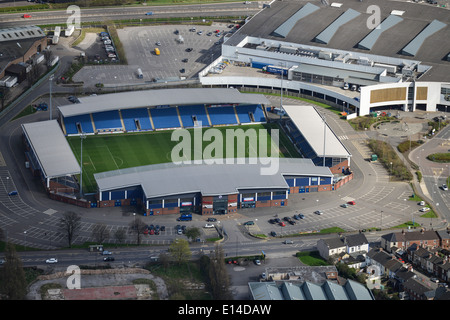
left=282, top=105, right=351, bottom=158
left=58, top=88, right=271, bottom=118
left=94, top=157, right=333, bottom=198
left=21, top=120, right=81, bottom=178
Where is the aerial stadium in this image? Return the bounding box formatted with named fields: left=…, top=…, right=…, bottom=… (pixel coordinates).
left=21, top=87, right=352, bottom=216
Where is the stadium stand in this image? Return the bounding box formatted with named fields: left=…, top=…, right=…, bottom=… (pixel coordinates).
left=235, top=104, right=266, bottom=123
left=207, top=106, right=239, bottom=125
left=63, top=114, right=94, bottom=134
left=121, top=108, right=153, bottom=131
left=149, top=107, right=182, bottom=129
left=177, top=105, right=211, bottom=128
left=92, top=111, right=123, bottom=132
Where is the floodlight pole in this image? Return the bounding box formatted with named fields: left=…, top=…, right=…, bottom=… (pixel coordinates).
left=321, top=111, right=326, bottom=167
left=49, top=74, right=54, bottom=120
left=80, top=132, right=86, bottom=198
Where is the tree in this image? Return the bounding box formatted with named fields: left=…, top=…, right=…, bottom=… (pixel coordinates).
left=169, top=238, right=191, bottom=264
left=128, top=217, right=146, bottom=245
left=0, top=243, right=27, bottom=300
left=185, top=227, right=201, bottom=242
left=59, top=211, right=81, bottom=248
left=208, top=243, right=232, bottom=300
left=91, top=223, right=110, bottom=244
left=0, top=87, right=11, bottom=112
left=114, top=227, right=127, bottom=245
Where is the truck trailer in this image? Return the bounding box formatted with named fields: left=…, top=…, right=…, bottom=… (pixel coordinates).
left=262, top=65, right=289, bottom=76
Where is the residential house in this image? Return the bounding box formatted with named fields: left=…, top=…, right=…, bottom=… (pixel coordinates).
left=381, top=229, right=440, bottom=253
left=437, top=229, right=450, bottom=250
left=317, top=233, right=369, bottom=261
left=366, top=247, right=405, bottom=279
left=403, top=277, right=436, bottom=300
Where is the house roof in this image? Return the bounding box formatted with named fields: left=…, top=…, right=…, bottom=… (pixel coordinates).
left=345, top=233, right=368, bottom=247
left=382, top=230, right=440, bottom=243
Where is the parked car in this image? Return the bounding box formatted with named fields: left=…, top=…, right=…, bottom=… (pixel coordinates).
left=283, top=240, right=293, bottom=244
left=243, top=221, right=254, bottom=226
left=314, top=210, right=323, bottom=215
left=418, top=201, right=425, bottom=206
left=45, top=258, right=58, bottom=264
left=182, top=58, right=188, bottom=63
left=341, top=203, right=349, bottom=208
left=180, top=68, right=185, bottom=73
left=204, top=223, right=215, bottom=228
left=103, top=257, right=115, bottom=262
left=102, top=250, right=112, bottom=255
left=420, top=207, right=430, bottom=212
left=186, top=48, right=193, bottom=52
left=207, top=217, right=217, bottom=222
left=442, top=184, right=448, bottom=191
left=347, top=200, right=356, bottom=205
left=8, top=191, right=18, bottom=196
left=254, top=259, right=261, bottom=265
left=270, top=231, right=277, bottom=237
left=298, top=214, right=305, bottom=219
left=156, top=41, right=161, bottom=46
left=279, top=222, right=286, bottom=227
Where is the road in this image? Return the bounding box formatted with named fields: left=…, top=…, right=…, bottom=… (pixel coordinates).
left=0, top=2, right=262, bottom=28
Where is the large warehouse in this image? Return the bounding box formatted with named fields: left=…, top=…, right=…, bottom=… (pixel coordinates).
left=201, top=0, right=450, bottom=116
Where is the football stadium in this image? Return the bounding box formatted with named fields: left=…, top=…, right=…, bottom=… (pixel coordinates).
left=22, top=88, right=352, bottom=215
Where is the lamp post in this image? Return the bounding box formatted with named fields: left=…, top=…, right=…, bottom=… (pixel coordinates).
left=49, top=74, right=54, bottom=120
left=79, top=133, right=86, bottom=198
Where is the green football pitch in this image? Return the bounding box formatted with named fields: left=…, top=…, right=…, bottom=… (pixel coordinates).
left=67, top=123, right=301, bottom=193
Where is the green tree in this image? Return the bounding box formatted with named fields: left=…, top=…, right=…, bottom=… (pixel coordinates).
left=0, top=243, right=27, bottom=300
left=185, top=227, right=201, bottom=242
left=169, top=238, right=191, bottom=264
left=208, top=244, right=232, bottom=300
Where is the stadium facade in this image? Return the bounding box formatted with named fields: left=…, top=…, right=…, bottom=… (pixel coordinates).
left=201, top=0, right=450, bottom=117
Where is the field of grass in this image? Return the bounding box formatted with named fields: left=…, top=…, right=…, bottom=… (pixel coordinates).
left=67, top=123, right=301, bottom=193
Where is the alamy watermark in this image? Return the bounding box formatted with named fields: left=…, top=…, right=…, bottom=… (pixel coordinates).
left=170, top=124, right=280, bottom=176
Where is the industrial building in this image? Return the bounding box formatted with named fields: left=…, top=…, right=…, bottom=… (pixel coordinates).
left=0, top=26, right=47, bottom=83
left=201, top=0, right=450, bottom=116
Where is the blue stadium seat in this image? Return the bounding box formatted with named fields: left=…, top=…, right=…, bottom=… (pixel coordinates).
left=150, top=107, right=181, bottom=129
left=92, top=111, right=123, bottom=130
left=207, top=106, right=238, bottom=125
left=235, top=104, right=266, bottom=123
left=121, top=108, right=153, bottom=131
left=178, top=105, right=210, bottom=128
left=63, top=114, right=94, bottom=134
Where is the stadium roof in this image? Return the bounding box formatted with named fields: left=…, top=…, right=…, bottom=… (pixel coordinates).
left=94, top=158, right=333, bottom=199
left=282, top=105, right=351, bottom=158
left=58, top=88, right=271, bottom=118
left=21, top=120, right=81, bottom=179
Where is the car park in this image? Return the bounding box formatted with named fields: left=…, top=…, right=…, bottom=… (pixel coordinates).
left=45, top=258, right=58, bottom=264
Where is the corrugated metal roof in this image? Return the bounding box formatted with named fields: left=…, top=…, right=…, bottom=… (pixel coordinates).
left=272, top=2, right=320, bottom=38
left=21, top=120, right=81, bottom=178
left=58, top=88, right=270, bottom=118
left=358, top=15, right=404, bottom=51
left=401, top=19, right=447, bottom=56
left=282, top=105, right=351, bottom=158
left=314, top=8, right=361, bottom=44
left=94, top=158, right=332, bottom=198
left=0, top=26, right=45, bottom=42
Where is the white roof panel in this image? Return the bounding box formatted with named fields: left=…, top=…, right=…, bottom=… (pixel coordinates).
left=282, top=105, right=351, bottom=158
left=22, top=120, right=81, bottom=178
